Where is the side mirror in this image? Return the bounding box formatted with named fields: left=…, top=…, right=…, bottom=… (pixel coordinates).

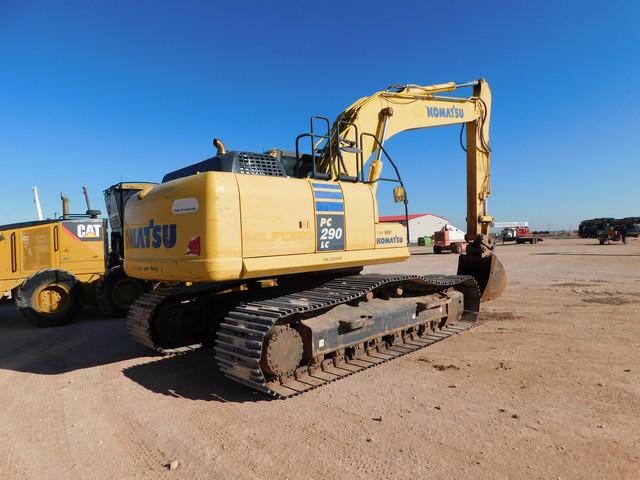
left=393, top=186, right=407, bottom=203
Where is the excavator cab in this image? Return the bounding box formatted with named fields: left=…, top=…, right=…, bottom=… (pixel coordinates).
left=103, top=182, right=157, bottom=265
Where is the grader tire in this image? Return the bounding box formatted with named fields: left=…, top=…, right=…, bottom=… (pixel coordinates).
left=96, top=266, right=148, bottom=318
left=15, top=269, right=83, bottom=327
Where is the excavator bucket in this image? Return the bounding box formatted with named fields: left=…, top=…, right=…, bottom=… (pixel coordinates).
left=457, top=253, right=506, bottom=301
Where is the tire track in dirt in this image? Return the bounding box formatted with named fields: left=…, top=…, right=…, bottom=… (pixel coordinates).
left=0, top=372, right=79, bottom=479
left=98, top=361, right=171, bottom=480
left=0, top=329, right=83, bottom=480
left=0, top=372, right=29, bottom=479
left=0, top=434, right=28, bottom=480
left=184, top=403, right=280, bottom=479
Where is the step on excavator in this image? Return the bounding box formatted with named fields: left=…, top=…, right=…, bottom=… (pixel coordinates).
left=123, top=79, right=506, bottom=397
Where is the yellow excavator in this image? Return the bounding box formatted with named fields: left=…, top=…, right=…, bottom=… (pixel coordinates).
left=123, top=78, right=505, bottom=397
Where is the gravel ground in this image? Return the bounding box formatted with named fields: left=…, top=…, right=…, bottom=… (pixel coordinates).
left=0, top=238, right=638, bottom=479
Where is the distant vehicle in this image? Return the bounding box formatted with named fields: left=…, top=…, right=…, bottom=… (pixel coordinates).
left=432, top=224, right=467, bottom=254
left=620, top=217, right=640, bottom=237
left=578, top=217, right=638, bottom=238
left=579, top=218, right=613, bottom=238
left=596, top=225, right=626, bottom=245
left=501, top=226, right=540, bottom=244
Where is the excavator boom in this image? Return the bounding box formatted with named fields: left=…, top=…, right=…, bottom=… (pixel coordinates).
left=317, top=79, right=504, bottom=299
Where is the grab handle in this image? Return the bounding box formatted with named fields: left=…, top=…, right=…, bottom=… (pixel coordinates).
left=10, top=232, right=17, bottom=273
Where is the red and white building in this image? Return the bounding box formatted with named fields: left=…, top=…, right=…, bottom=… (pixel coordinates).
left=379, top=213, right=454, bottom=244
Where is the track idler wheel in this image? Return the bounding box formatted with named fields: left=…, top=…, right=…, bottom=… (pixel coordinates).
left=260, top=325, right=303, bottom=377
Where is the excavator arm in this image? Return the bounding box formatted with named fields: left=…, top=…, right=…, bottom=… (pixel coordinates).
left=319, top=79, right=505, bottom=300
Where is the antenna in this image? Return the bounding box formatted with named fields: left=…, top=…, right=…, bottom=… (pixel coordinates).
left=82, top=185, right=101, bottom=219
left=32, top=187, right=44, bottom=220
left=82, top=185, right=92, bottom=211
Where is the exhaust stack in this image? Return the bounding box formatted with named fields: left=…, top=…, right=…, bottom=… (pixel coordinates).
left=213, top=138, right=226, bottom=155
left=61, top=193, right=70, bottom=219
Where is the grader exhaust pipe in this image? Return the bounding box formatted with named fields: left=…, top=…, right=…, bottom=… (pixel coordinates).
left=61, top=193, right=70, bottom=219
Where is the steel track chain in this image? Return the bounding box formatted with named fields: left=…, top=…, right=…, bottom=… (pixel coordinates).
left=214, top=273, right=480, bottom=398
left=126, top=283, right=222, bottom=355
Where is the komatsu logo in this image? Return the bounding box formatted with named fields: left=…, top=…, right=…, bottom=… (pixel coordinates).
left=376, top=235, right=404, bottom=245
left=427, top=106, right=465, bottom=119
left=127, top=220, right=177, bottom=249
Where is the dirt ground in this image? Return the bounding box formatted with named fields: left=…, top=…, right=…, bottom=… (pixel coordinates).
left=0, top=238, right=638, bottom=480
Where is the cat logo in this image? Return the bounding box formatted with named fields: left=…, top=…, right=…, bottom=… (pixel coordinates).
left=76, top=224, right=102, bottom=240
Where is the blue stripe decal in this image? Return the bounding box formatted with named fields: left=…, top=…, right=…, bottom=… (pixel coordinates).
left=311, top=182, right=341, bottom=190
left=314, top=191, right=343, bottom=199
left=315, top=201, right=344, bottom=212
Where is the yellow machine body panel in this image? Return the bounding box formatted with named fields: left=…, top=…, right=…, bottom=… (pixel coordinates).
left=0, top=219, right=107, bottom=295
left=124, top=172, right=243, bottom=281
left=238, top=175, right=315, bottom=258
left=123, top=172, right=409, bottom=282
left=342, top=182, right=376, bottom=251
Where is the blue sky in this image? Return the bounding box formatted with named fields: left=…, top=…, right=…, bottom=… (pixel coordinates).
left=1, top=0, right=639, bottom=230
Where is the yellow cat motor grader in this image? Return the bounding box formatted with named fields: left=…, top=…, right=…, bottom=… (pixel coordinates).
left=124, top=79, right=506, bottom=397
left=0, top=193, right=108, bottom=327
left=0, top=187, right=151, bottom=326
